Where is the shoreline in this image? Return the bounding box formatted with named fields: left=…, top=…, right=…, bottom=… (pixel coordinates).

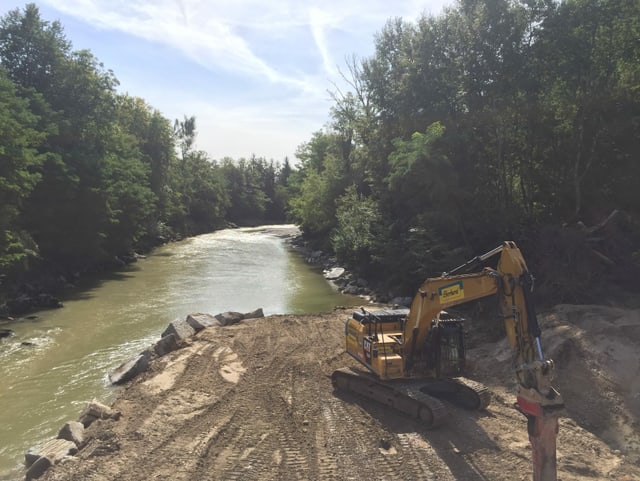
left=33, top=304, right=640, bottom=481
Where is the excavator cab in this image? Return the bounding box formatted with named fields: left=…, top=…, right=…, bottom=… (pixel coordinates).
left=344, top=308, right=467, bottom=380
left=424, top=312, right=465, bottom=378
left=342, top=307, right=485, bottom=408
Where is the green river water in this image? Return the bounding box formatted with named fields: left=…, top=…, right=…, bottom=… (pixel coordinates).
left=0, top=226, right=362, bottom=480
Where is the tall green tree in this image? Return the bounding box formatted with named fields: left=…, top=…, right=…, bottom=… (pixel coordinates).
left=115, top=95, right=177, bottom=239
left=534, top=0, right=640, bottom=221
left=179, top=152, right=229, bottom=232
left=288, top=131, right=351, bottom=244
left=21, top=47, right=122, bottom=269
left=289, top=0, right=640, bottom=299
left=0, top=3, right=70, bottom=96
left=331, top=185, right=383, bottom=274
left=219, top=157, right=270, bottom=225
left=0, top=68, right=44, bottom=273
left=174, top=115, right=197, bottom=164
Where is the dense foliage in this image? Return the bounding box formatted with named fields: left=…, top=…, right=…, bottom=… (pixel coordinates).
left=2, top=1, right=639, bottom=306
left=287, top=0, right=640, bottom=303
left=0, top=4, right=289, bottom=294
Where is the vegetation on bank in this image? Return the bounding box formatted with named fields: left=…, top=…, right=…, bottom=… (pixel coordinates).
left=0, top=4, right=291, bottom=306
left=1, top=1, right=639, bottom=311
left=287, top=0, right=640, bottom=304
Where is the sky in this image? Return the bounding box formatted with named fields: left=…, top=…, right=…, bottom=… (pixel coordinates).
left=1, top=0, right=454, bottom=163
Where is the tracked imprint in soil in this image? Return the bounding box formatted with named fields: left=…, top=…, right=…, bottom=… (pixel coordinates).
left=190, top=365, right=315, bottom=478
left=38, top=310, right=640, bottom=481
left=187, top=321, right=314, bottom=480
left=85, top=337, right=254, bottom=481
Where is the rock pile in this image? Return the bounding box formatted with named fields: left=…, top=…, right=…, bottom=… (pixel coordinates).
left=24, top=400, right=120, bottom=481
left=109, top=308, right=264, bottom=385
left=288, top=233, right=412, bottom=307
left=24, top=308, right=264, bottom=480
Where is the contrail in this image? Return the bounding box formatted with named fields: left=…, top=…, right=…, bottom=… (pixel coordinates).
left=174, top=0, right=188, bottom=26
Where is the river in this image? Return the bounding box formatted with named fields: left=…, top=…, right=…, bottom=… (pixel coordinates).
left=0, top=226, right=362, bottom=480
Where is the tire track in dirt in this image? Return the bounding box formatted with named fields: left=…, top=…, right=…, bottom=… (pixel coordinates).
left=199, top=421, right=280, bottom=481
left=188, top=316, right=319, bottom=480
left=105, top=349, right=243, bottom=480
left=41, top=310, right=640, bottom=481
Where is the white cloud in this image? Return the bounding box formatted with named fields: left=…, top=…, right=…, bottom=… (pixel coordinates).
left=34, top=0, right=453, bottom=161
left=308, top=7, right=337, bottom=77
left=41, top=0, right=446, bottom=85
left=43, top=0, right=299, bottom=86
left=169, top=90, right=330, bottom=161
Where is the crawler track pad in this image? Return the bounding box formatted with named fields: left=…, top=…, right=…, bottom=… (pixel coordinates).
left=419, top=377, right=491, bottom=410
left=331, top=368, right=448, bottom=428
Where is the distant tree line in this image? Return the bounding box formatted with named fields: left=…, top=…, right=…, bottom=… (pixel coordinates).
left=286, top=0, right=640, bottom=303
left=2, top=1, right=639, bottom=307
left=0, top=4, right=291, bottom=296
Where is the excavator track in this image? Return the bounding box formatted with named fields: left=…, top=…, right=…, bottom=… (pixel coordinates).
left=419, top=377, right=491, bottom=411
left=331, top=368, right=448, bottom=428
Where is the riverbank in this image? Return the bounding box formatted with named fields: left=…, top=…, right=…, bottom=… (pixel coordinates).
left=0, top=225, right=304, bottom=328
left=0, top=226, right=361, bottom=480
left=0, top=220, right=267, bottom=319
left=0, top=247, right=148, bottom=319
left=0, top=222, right=392, bottom=322
left=285, top=228, right=410, bottom=307
left=228, top=224, right=382, bottom=301
left=37, top=304, right=640, bottom=481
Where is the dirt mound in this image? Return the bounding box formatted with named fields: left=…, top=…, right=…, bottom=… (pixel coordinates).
left=545, top=305, right=640, bottom=461
left=40, top=306, right=639, bottom=481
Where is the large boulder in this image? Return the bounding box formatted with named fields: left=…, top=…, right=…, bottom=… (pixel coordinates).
left=243, top=308, right=264, bottom=320
left=108, top=350, right=152, bottom=385
left=78, top=400, right=121, bottom=428
left=186, top=313, right=220, bottom=331
left=214, top=311, right=245, bottom=326
left=57, top=421, right=85, bottom=447
left=214, top=308, right=264, bottom=326
left=161, top=318, right=196, bottom=340
left=25, top=438, right=77, bottom=480
left=154, top=333, right=181, bottom=357
left=324, top=267, right=345, bottom=280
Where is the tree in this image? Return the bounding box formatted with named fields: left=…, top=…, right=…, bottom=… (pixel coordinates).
left=331, top=185, right=382, bottom=270
left=219, top=157, right=270, bottom=225
left=174, top=115, right=197, bottom=163
left=179, top=152, right=229, bottom=231
left=0, top=3, right=70, bottom=96
left=288, top=130, right=351, bottom=244
left=115, top=95, right=177, bottom=236
left=289, top=0, right=640, bottom=300
left=534, top=0, right=640, bottom=221
left=21, top=48, right=123, bottom=269
left=101, top=132, right=157, bottom=254
left=0, top=68, right=44, bottom=273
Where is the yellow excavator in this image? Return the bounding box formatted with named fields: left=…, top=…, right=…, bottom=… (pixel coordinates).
left=332, top=241, right=564, bottom=481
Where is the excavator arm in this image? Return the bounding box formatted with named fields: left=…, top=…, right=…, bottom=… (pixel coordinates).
left=497, top=244, right=564, bottom=481
left=402, top=269, right=499, bottom=373
left=402, top=241, right=564, bottom=480
left=335, top=241, right=563, bottom=480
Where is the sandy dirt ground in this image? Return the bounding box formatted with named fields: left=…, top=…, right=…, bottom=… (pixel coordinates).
left=40, top=304, right=640, bottom=481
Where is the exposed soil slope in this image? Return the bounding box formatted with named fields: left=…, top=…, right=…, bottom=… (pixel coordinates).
left=41, top=305, right=640, bottom=481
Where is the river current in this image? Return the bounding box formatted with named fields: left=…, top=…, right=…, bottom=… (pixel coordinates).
left=0, top=226, right=361, bottom=479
